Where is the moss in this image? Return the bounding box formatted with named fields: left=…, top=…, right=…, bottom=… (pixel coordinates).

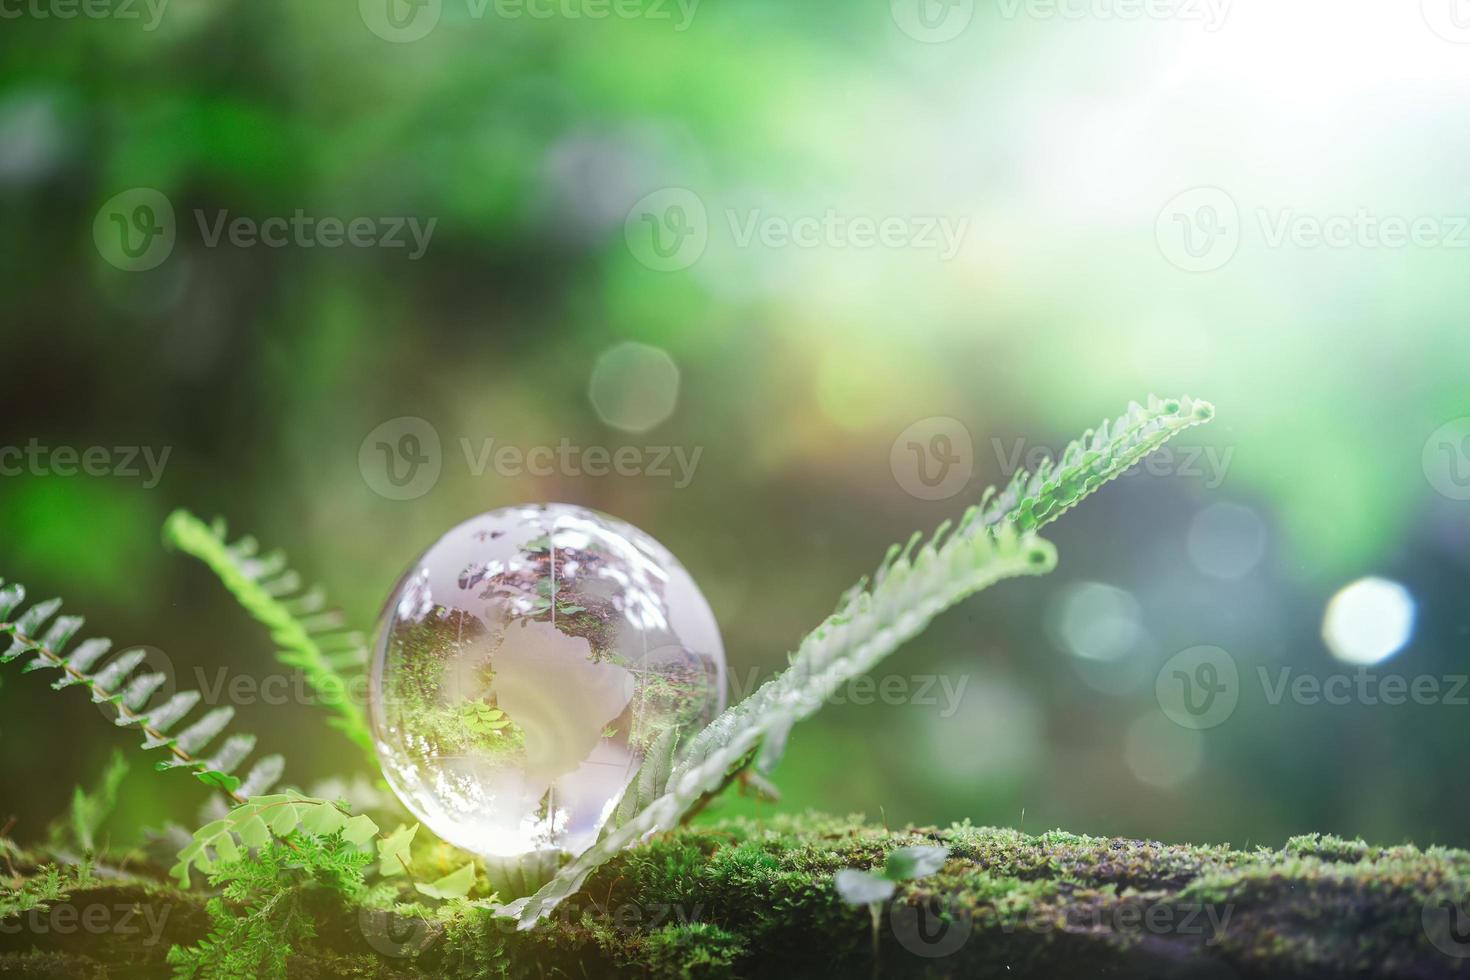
left=4, top=814, right=1468, bottom=978
left=1283, top=833, right=1375, bottom=863
left=639, top=923, right=747, bottom=979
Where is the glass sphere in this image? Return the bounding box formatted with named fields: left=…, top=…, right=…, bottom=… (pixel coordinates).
left=370, top=504, right=726, bottom=860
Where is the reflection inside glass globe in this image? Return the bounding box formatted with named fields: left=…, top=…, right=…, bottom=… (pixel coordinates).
left=370, top=504, right=725, bottom=860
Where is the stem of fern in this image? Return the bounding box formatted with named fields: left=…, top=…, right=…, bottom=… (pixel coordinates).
left=0, top=622, right=249, bottom=808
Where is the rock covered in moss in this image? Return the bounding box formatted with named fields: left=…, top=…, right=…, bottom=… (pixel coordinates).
left=4, top=814, right=1468, bottom=978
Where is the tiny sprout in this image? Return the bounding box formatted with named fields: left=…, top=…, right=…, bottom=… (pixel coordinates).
left=834, top=845, right=950, bottom=966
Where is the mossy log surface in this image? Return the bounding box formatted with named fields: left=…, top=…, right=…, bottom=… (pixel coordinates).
left=3, top=813, right=1468, bottom=979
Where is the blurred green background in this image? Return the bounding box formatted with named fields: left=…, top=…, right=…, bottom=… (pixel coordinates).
left=2, top=0, right=1469, bottom=854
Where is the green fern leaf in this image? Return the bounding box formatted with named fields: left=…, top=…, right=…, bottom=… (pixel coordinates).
left=163, top=510, right=374, bottom=760
left=971, top=393, right=1216, bottom=533
left=0, top=579, right=284, bottom=805
left=506, top=395, right=1214, bottom=928
left=171, top=792, right=378, bottom=888
left=508, top=522, right=1052, bottom=927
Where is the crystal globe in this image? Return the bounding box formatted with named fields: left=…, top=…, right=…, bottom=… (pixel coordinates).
left=370, top=504, right=726, bottom=860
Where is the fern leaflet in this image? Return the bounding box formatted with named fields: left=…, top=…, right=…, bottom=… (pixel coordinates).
left=505, top=394, right=1214, bottom=927
left=0, top=579, right=283, bottom=803
left=506, top=523, right=1054, bottom=925
left=163, top=510, right=374, bottom=759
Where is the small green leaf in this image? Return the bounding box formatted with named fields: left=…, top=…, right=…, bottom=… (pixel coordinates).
left=195, top=770, right=243, bottom=793
left=884, top=845, right=949, bottom=882
left=834, top=869, right=895, bottom=906
left=300, top=802, right=347, bottom=837
left=342, top=814, right=379, bottom=846
left=378, top=823, right=418, bottom=877
left=236, top=815, right=271, bottom=848
left=267, top=802, right=302, bottom=836
left=415, top=860, right=477, bottom=899
left=192, top=819, right=232, bottom=843
left=213, top=833, right=240, bottom=864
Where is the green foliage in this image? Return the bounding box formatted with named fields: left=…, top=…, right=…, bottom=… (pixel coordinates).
left=166, top=836, right=371, bottom=980
left=163, top=510, right=375, bottom=761
left=48, top=750, right=129, bottom=853
left=0, top=861, right=95, bottom=920
left=505, top=395, right=1214, bottom=928
left=377, top=823, right=419, bottom=879
left=833, top=845, right=949, bottom=906
left=416, top=861, right=478, bottom=900
left=460, top=702, right=513, bottom=735
left=640, top=922, right=748, bottom=979
left=166, top=792, right=480, bottom=977
left=975, top=394, right=1216, bottom=534
left=0, top=578, right=284, bottom=803
left=172, top=793, right=379, bottom=888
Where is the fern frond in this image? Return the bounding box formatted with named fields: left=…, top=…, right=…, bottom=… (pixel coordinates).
left=667, top=395, right=1214, bottom=794
left=507, top=523, right=1055, bottom=927
left=0, top=578, right=283, bottom=804
left=162, top=510, right=374, bottom=760
left=505, top=394, right=1215, bottom=928
left=969, top=393, right=1215, bottom=534
left=172, top=792, right=379, bottom=887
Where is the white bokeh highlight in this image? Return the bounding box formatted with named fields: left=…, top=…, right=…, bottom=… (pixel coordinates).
left=1321, top=577, right=1416, bottom=666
